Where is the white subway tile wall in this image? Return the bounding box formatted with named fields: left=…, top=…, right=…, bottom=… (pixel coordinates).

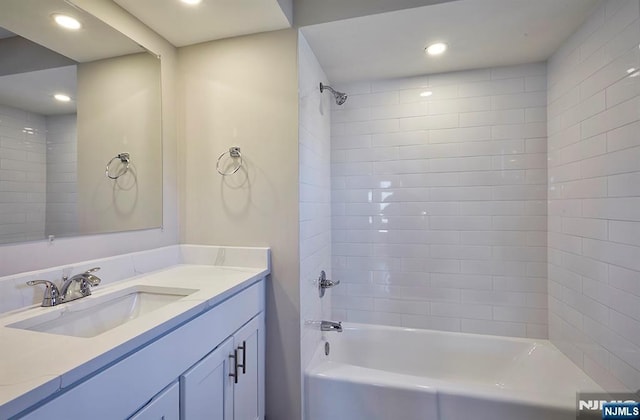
left=547, top=0, right=640, bottom=391
left=45, top=114, right=78, bottom=238
left=0, top=105, right=47, bottom=244
left=330, top=62, right=548, bottom=338
left=298, top=34, right=332, bottom=385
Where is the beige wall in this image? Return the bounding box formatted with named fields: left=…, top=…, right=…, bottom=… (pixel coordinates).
left=0, top=0, right=178, bottom=277
left=178, top=29, right=300, bottom=419
left=77, top=52, right=162, bottom=234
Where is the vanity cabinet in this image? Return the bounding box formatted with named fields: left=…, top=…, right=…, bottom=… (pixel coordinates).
left=180, top=314, right=264, bottom=420
left=181, top=337, right=235, bottom=419
left=16, top=280, right=265, bottom=420
left=232, top=315, right=264, bottom=420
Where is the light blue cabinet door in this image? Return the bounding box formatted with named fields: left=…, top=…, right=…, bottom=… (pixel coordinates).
left=130, top=382, right=179, bottom=420
left=180, top=337, right=234, bottom=420
left=233, top=314, right=264, bottom=420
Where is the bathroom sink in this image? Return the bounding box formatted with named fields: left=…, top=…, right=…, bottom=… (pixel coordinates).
left=8, top=285, right=197, bottom=338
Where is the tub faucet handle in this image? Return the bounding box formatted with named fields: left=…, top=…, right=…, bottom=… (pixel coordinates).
left=318, top=270, right=340, bottom=297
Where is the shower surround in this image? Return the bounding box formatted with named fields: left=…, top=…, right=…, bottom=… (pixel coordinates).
left=547, top=0, right=640, bottom=391
left=330, top=62, right=549, bottom=339
left=329, top=0, right=640, bottom=392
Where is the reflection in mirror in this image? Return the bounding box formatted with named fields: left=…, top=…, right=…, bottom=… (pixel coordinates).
left=0, top=1, right=162, bottom=245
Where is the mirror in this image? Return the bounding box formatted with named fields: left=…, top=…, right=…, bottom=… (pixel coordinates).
left=0, top=0, right=162, bottom=245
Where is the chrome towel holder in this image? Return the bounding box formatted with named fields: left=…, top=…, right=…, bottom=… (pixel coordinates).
left=105, top=152, right=131, bottom=180
left=216, top=146, right=243, bottom=176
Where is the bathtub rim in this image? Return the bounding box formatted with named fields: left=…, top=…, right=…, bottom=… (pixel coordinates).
left=307, top=322, right=604, bottom=412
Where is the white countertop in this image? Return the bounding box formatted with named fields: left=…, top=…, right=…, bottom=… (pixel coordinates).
left=0, top=263, right=268, bottom=419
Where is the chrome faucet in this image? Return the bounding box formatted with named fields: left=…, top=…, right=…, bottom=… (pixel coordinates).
left=321, top=320, right=343, bottom=332
left=27, top=267, right=101, bottom=307
left=60, top=267, right=101, bottom=302
left=318, top=270, right=340, bottom=298
left=25, top=280, right=61, bottom=307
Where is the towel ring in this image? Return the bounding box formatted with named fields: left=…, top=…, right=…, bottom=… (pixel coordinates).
left=105, top=153, right=130, bottom=180
left=216, top=147, right=243, bottom=176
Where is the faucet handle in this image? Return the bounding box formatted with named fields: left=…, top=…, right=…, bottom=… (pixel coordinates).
left=83, top=267, right=101, bottom=287
left=26, top=280, right=61, bottom=307
left=318, top=270, right=340, bottom=298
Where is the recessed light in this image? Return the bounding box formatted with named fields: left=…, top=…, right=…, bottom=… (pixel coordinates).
left=425, top=42, right=447, bottom=56
left=53, top=14, right=81, bottom=30
left=180, top=0, right=201, bottom=5
left=420, top=91, right=433, bottom=97
left=54, top=93, right=71, bottom=102
left=627, top=68, right=637, bottom=74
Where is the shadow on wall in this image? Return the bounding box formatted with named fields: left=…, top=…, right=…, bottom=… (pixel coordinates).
left=218, top=153, right=282, bottom=221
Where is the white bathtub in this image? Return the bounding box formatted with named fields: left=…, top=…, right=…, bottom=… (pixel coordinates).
left=306, top=323, right=602, bottom=420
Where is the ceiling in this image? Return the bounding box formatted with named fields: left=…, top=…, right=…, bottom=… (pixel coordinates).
left=109, top=0, right=600, bottom=82
left=113, top=0, right=292, bottom=47
left=0, top=65, right=76, bottom=115
left=0, top=0, right=144, bottom=62
left=293, top=0, right=458, bottom=27
left=0, top=0, right=147, bottom=116
left=301, top=0, right=601, bottom=83
left=111, top=0, right=462, bottom=47
left=0, top=0, right=604, bottom=110
left=0, top=27, right=14, bottom=39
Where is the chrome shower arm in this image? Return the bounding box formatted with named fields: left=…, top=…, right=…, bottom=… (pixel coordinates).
left=320, top=82, right=348, bottom=105
left=319, top=82, right=337, bottom=95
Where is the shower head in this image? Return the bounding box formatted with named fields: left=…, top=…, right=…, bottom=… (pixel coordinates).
left=320, top=82, right=348, bottom=105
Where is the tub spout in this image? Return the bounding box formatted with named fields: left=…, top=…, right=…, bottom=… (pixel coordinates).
left=321, top=320, right=343, bottom=332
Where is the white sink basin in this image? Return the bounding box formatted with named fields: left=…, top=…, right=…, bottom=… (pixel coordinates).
left=8, top=285, right=197, bottom=338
